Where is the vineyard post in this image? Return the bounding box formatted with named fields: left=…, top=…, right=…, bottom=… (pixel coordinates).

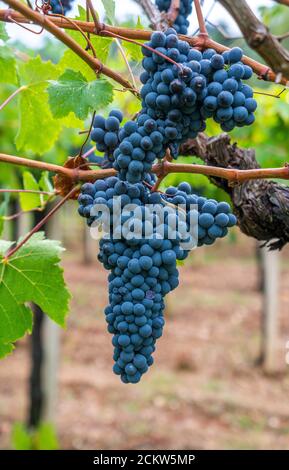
left=260, top=246, right=280, bottom=373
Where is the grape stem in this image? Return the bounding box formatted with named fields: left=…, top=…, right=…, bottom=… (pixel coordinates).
left=49, top=11, right=98, bottom=58
left=0, top=85, right=27, bottom=112
left=0, top=8, right=287, bottom=85
left=86, top=0, right=102, bottom=34
left=194, top=0, right=208, bottom=37
left=3, top=185, right=80, bottom=261
left=1, top=151, right=289, bottom=187
left=114, top=38, right=138, bottom=90
left=102, top=30, right=183, bottom=70
left=152, top=150, right=173, bottom=191
left=167, top=0, right=181, bottom=24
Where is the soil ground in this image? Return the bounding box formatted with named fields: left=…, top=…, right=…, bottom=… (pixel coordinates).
left=1, top=231, right=289, bottom=450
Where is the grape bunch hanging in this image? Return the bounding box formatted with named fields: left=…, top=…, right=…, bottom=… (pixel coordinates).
left=156, top=0, right=193, bottom=35
left=48, top=0, right=73, bottom=15
left=78, top=28, right=256, bottom=384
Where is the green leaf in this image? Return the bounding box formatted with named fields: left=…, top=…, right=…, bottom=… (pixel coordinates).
left=12, top=422, right=59, bottom=450
left=136, top=16, right=144, bottom=30
left=0, top=342, right=14, bottom=359
left=123, top=39, right=143, bottom=63
left=92, top=36, right=112, bottom=64
left=0, top=46, right=18, bottom=85
left=121, top=17, right=144, bottom=62
left=39, top=171, right=54, bottom=201
left=48, top=69, right=114, bottom=120
left=19, top=172, right=41, bottom=211
left=101, top=0, right=115, bottom=24
left=39, top=172, right=54, bottom=204
left=37, top=423, right=59, bottom=450
left=0, top=22, right=9, bottom=41
left=11, top=423, right=32, bottom=451
left=16, top=56, right=61, bottom=153
left=0, top=193, right=10, bottom=237
left=58, top=6, right=99, bottom=81
left=0, top=233, right=71, bottom=356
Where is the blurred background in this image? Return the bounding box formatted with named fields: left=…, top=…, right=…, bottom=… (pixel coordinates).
left=1, top=0, right=289, bottom=450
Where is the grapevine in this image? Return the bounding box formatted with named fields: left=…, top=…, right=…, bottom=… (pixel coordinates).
left=76, top=28, right=248, bottom=383
left=48, top=0, right=73, bottom=15
left=156, top=0, right=193, bottom=35
left=0, top=0, right=288, bottom=386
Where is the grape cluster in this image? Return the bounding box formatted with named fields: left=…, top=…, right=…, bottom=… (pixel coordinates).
left=95, top=30, right=257, bottom=184
left=202, top=47, right=257, bottom=131
left=156, top=0, right=193, bottom=35
left=49, top=0, right=73, bottom=14
left=113, top=117, right=163, bottom=184
left=77, top=29, right=248, bottom=383
left=91, top=110, right=123, bottom=155
left=163, top=183, right=237, bottom=246
left=140, top=30, right=257, bottom=159
left=78, top=177, right=237, bottom=383
left=78, top=178, right=182, bottom=383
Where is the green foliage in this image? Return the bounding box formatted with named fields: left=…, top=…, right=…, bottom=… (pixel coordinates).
left=19, top=172, right=42, bottom=211
left=0, top=22, right=9, bottom=41
left=18, top=171, right=53, bottom=212
left=101, top=0, right=116, bottom=25
left=0, top=193, right=10, bottom=237
left=122, top=17, right=145, bottom=62
left=259, top=2, right=289, bottom=53
left=0, top=46, right=18, bottom=85
left=58, top=6, right=113, bottom=81
left=0, top=233, right=71, bottom=358
left=48, top=69, right=114, bottom=120
left=15, top=56, right=61, bottom=153
left=0, top=341, right=14, bottom=359
left=93, top=36, right=113, bottom=63
left=12, top=422, right=59, bottom=450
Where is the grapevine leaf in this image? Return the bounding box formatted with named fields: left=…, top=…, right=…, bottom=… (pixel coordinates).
left=59, top=50, right=96, bottom=83
left=19, top=171, right=42, bottom=211
left=58, top=6, right=102, bottom=80
left=0, top=193, right=10, bottom=237
left=39, top=172, right=54, bottom=203
left=136, top=16, right=144, bottom=30
left=15, top=56, right=61, bottom=153
left=92, top=36, right=112, bottom=63
left=122, top=17, right=144, bottom=62
left=0, top=342, right=14, bottom=359
left=48, top=69, right=114, bottom=120
left=0, top=22, right=9, bottom=41
left=101, top=0, right=115, bottom=25
left=0, top=46, right=18, bottom=85
left=0, top=233, right=71, bottom=356
left=123, top=39, right=143, bottom=63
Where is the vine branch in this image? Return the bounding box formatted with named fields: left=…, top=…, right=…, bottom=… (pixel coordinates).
left=219, top=0, right=289, bottom=82
left=4, top=185, right=80, bottom=260
left=1, top=152, right=289, bottom=187
left=180, top=133, right=289, bottom=250
left=274, top=0, right=289, bottom=6
left=137, top=0, right=164, bottom=30
left=194, top=0, right=208, bottom=36
left=0, top=9, right=287, bottom=85
left=167, top=0, right=180, bottom=24
left=2, top=0, right=139, bottom=97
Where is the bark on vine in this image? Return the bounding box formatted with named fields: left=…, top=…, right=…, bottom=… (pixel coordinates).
left=181, top=134, right=289, bottom=250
